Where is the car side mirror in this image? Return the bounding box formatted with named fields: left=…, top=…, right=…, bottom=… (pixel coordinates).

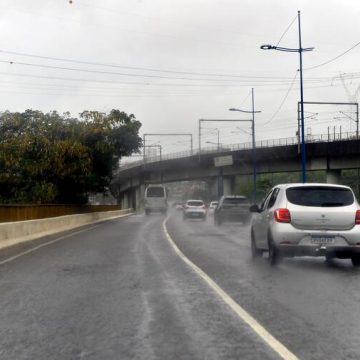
left=249, top=204, right=261, bottom=213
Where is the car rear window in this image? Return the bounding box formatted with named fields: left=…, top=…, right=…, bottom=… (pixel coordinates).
left=187, top=201, right=204, bottom=206
left=286, top=186, right=354, bottom=207
left=222, top=197, right=249, bottom=205
left=146, top=187, right=165, bottom=197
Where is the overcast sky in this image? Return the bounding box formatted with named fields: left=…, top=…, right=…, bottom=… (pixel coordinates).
left=1, top=0, right=360, bottom=155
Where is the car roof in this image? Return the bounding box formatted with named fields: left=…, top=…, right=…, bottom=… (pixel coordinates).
left=273, top=183, right=351, bottom=190
left=221, top=195, right=248, bottom=199
left=186, top=199, right=204, bottom=202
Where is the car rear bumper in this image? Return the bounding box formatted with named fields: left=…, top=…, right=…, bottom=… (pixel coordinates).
left=278, top=244, right=360, bottom=258
left=184, top=211, right=206, bottom=218
left=217, top=212, right=250, bottom=222
left=145, top=206, right=167, bottom=212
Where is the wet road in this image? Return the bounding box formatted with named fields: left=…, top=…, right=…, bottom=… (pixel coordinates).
left=0, top=211, right=360, bottom=359
left=167, top=212, right=360, bottom=360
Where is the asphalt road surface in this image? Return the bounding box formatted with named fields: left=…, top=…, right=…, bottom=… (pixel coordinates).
left=0, top=211, right=360, bottom=359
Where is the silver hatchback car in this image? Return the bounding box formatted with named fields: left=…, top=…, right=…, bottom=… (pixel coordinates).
left=250, top=183, right=360, bottom=266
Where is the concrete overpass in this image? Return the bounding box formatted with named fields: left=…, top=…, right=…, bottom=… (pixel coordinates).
left=110, top=135, right=360, bottom=209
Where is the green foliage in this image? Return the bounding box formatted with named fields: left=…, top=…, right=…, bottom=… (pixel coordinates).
left=0, top=109, right=142, bottom=204
left=235, top=171, right=327, bottom=203
left=341, top=169, right=360, bottom=200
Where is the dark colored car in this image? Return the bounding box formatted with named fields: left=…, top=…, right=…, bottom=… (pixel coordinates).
left=214, top=195, right=251, bottom=225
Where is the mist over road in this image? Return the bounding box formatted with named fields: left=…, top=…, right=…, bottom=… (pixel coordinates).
left=0, top=211, right=359, bottom=359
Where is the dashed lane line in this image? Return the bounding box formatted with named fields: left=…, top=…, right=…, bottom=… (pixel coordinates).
left=163, top=217, right=299, bottom=360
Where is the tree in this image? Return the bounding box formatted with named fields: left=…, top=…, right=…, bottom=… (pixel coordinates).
left=0, top=109, right=142, bottom=204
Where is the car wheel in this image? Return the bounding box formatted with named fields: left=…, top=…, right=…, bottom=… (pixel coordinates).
left=145, top=209, right=150, bottom=216
left=268, top=237, right=281, bottom=266
left=325, top=253, right=334, bottom=262
left=202, top=215, right=206, bottom=221
left=351, top=254, right=360, bottom=267
left=251, top=230, right=262, bottom=259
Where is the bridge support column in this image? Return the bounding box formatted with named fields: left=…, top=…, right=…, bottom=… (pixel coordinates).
left=210, top=175, right=235, bottom=199
left=208, top=179, right=219, bottom=200
left=120, top=192, right=129, bottom=209
left=223, top=176, right=235, bottom=196
left=326, top=169, right=341, bottom=184
left=136, top=184, right=146, bottom=212
left=119, top=189, right=136, bottom=210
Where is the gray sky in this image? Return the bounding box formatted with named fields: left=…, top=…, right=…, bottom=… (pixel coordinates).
left=1, top=0, right=360, bottom=155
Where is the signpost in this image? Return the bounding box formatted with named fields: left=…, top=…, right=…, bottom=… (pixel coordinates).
left=214, top=155, right=233, bottom=167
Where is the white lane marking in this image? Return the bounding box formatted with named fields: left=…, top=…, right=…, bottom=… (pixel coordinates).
left=0, top=226, right=99, bottom=266
left=0, top=213, right=134, bottom=266
left=163, top=218, right=299, bottom=360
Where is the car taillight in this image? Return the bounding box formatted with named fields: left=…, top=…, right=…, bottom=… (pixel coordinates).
left=355, top=210, right=360, bottom=224
left=274, top=208, right=291, bottom=223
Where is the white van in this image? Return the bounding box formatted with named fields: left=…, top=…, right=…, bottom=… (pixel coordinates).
left=144, top=184, right=168, bottom=215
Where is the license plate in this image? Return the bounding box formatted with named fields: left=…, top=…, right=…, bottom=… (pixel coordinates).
left=311, top=236, right=335, bottom=244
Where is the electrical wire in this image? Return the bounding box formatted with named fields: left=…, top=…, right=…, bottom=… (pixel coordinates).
left=262, top=70, right=298, bottom=126
left=304, top=41, right=360, bottom=71
left=0, top=49, right=333, bottom=81
left=4, top=59, right=322, bottom=85
left=275, top=15, right=298, bottom=47
left=0, top=71, right=280, bottom=87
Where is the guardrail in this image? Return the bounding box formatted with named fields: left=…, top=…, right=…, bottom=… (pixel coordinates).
left=0, top=208, right=134, bottom=251
left=118, top=131, right=358, bottom=171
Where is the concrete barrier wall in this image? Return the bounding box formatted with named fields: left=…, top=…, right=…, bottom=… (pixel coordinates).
left=0, top=208, right=133, bottom=251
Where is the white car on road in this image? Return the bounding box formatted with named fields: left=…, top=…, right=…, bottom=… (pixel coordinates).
left=183, top=200, right=207, bottom=221
left=250, top=183, right=360, bottom=266
left=208, top=201, right=218, bottom=216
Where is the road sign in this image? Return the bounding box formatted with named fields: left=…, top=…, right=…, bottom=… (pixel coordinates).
left=214, top=155, right=233, bottom=167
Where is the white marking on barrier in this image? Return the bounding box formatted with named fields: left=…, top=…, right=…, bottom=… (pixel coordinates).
left=0, top=227, right=98, bottom=265
left=0, top=212, right=134, bottom=265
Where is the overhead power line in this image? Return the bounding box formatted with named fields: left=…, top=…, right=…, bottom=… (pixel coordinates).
left=0, top=48, right=330, bottom=81
left=0, top=70, right=311, bottom=88
left=305, top=40, right=360, bottom=70
left=262, top=70, right=298, bottom=126
left=2, top=58, right=321, bottom=84
left=275, top=14, right=298, bottom=47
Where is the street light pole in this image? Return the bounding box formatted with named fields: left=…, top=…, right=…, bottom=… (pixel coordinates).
left=251, top=88, right=257, bottom=200
left=229, top=87, right=261, bottom=202
left=298, top=10, right=307, bottom=183
left=260, top=10, right=314, bottom=183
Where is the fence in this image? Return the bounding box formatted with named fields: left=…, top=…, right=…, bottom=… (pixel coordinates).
left=118, top=131, right=359, bottom=172
left=0, top=204, right=122, bottom=223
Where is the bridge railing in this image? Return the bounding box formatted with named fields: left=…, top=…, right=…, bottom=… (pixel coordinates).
left=117, top=131, right=358, bottom=171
